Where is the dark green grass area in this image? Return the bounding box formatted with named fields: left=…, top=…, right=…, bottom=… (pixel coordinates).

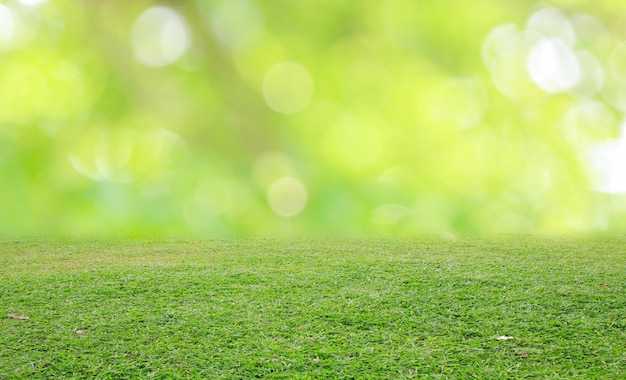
left=0, top=237, right=625, bottom=379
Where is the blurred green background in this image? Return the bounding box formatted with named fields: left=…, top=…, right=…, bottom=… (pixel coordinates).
left=3, top=0, right=626, bottom=236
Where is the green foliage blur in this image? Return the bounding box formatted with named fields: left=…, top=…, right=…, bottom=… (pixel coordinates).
left=3, top=0, right=626, bottom=236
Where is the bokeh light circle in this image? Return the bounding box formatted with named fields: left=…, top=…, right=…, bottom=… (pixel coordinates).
left=528, top=37, right=580, bottom=93
left=131, top=7, right=191, bottom=68
left=0, top=5, right=16, bottom=45
left=262, top=61, right=314, bottom=114
left=587, top=128, right=626, bottom=194
left=267, top=177, right=308, bottom=217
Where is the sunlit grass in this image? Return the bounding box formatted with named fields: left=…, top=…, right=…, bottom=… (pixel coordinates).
left=1, top=236, right=625, bottom=378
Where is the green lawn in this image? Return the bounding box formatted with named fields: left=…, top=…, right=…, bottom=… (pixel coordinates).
left=0, top=236, right=624, bottom=379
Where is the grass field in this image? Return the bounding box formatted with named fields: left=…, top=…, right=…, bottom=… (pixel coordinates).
left=0, top=236, right=625, bottom=379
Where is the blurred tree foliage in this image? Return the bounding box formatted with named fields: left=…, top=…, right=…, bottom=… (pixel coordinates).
left=2, top=0, right=626, bottom=236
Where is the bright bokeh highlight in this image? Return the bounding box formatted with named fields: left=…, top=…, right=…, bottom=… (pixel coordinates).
left=262, top=62, right=314, bottom=114
left=132, top=7, right=191, bottom=67
left=528, top=38, right=580, bottom=93
left=267, top=177, right=308, bottom=217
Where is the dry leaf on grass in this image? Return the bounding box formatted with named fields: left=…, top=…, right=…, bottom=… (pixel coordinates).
left=73, top=328, right=85, bottom=334
left=7, top=313, right=29, bottom=320
left=599, top=283, right=609, bottom=287
left=515, top=351, right=529, bottom=357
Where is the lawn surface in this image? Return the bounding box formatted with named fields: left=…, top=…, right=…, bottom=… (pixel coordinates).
left=0, top=236, right=625, bottom=379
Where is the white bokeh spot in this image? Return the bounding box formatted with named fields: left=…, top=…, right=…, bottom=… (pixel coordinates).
left=262, top=62, right=314, bottom=114
left=526, top=6, right=576, bottom=46
left=0, top=5, right=16, bottom=46
left=131, top=7, right=191, bottom=68
left=267, top=177, right=308, bottom=217
left=528, top=38, right=580, bottom=93
left=17, top=0, right=48, bottom=6
left=588, top=123, right=626, bottom=194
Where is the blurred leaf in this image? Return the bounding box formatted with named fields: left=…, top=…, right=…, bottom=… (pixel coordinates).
left=7, top=313, right=29, bottom=320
